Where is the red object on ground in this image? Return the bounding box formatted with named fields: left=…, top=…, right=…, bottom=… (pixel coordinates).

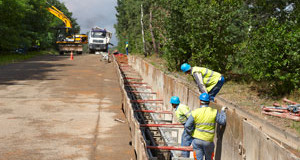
left=146, top=146, right=193, bottom=151
left=130, top=99, right=163, bottom=103
left=135, top=110, right=173, bottom=114
left=262, top=111, right=300, bottom=121
left=113, top=53, right=124, bottom=57
left=283, top=98, right=298, bottom=105
left=126, top=82, right=148, bottom=84
left=128, top=91, right=157, bottom=94
left=70, top=52, right=74, bottom=60
left=124, top=77, right=143, bottom=80
left=140, top=124, right=183, bottom=128
left=261, top=98, right=299, bottom=121
left=125, top=85, right=151, bottom=89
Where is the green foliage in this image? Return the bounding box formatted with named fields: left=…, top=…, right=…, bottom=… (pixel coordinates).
left=291, top=121, right=300, bottom=135
left=239, top=17, right=300, bottom=94
left=115, top=0, right=142, bottom=54
left=115, top=0, right=167, bottom=55
left=0, top=0, right=80, bottom=52
left=115, top=0, right=300, bottom=95
left=0, top=51, right=48, bottom=65
left=162, top=0, right=248, bottom=72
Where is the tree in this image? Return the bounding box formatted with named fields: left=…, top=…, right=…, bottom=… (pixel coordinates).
left=114, top=0, right=300, bottom=95
left=0, top=0, right=80, bottom=52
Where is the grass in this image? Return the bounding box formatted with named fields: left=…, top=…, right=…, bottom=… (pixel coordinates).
left=0, top=50, right=56, bottom=66
left=291, top=122, right=300, bottom=135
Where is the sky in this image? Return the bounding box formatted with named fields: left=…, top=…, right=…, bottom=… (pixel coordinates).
left=59, top=0, right=118, bottom=45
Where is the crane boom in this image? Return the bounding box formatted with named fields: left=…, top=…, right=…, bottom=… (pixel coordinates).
left=47, top=5, right=72, bottom=31
left=45, top=2, right=88, bottom=55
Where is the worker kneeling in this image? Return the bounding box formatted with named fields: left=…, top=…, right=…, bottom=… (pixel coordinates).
left=185, top=93, right=227, bottom=160
left=170, top=96, right=193, bottom=157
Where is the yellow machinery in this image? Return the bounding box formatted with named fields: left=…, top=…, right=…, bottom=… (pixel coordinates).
left=47, top=3, right=87, bottom=55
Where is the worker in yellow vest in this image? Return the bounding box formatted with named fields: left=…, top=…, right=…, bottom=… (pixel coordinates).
left=125, top=42, right=129, bottom=55
left=185, top=93, right=227, bottom=160
left=170, top=96, right=193, bottom=157
left=180, top=63, right=225, bottom=102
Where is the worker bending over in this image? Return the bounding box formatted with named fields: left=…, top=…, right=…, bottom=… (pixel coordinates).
left=181, top=63, right=225, bottom=102
left=185, top=93, right=227, bottom=160
left=170, top=96, right=193, bottom=157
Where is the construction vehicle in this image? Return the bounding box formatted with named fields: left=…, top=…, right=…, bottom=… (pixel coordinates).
left=47, top=3, right=88, bottom=55
left=88, top=27, right=112, bottom=53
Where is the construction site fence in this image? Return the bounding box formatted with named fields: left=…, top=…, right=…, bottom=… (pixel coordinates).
left=121, top=56, right=299, bottom=160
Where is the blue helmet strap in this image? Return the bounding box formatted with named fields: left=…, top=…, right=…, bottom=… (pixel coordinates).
left=200, top=101, right=209, bottom=105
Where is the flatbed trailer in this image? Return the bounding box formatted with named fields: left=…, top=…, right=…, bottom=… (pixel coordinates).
left=57, top=41, right=88, bottom=55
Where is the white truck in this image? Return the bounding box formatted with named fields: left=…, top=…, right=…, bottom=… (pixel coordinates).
left=88, top=27, right=112, bottom=53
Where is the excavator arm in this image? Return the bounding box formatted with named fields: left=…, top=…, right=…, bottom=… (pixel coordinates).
left=45, top=2, right=87, bottom=55
left=47, top=5, right=72, bottom=32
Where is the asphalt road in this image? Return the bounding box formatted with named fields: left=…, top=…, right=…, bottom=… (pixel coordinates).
left=0, top=54, right=135, bottom=160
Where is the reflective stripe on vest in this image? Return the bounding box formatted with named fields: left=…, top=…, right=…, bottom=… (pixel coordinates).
left=196, top=128, right=215, bottom=133
left=196, top=123, right=216, bottom=126
left=191, top=67, right=221, bottom=92
left=175, top=104, right=191, bottom=124
left=191, top=107, right=217, bottom=142
left=206, top=71, right=214, bottom=86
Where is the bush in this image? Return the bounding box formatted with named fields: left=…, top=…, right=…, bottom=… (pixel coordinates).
left=238, top=18, right=300, bottom=94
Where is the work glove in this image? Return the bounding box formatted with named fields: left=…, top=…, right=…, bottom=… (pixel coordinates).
left=221, top=106, right=228, bottom=112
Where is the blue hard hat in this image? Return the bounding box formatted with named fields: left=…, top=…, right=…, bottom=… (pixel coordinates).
left=181, top=63, right=191, bottom=72
left=126, top=41, right=128, bottom=44
left=199, top=93, right=210, bottom=102
left=170, top=96, right=180, bottom=104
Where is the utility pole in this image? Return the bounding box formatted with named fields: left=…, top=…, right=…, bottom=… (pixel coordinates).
left=141, top=4, right=146, bottom=56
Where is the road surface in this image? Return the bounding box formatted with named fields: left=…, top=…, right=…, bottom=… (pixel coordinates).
left=0, top=54, right=135, bottom=160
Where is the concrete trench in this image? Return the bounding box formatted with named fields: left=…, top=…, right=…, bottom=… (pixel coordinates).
left=113, top=55, right=300, bottom=160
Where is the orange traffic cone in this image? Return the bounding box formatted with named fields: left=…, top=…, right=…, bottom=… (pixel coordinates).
left=70, top=51, right=74, bottom=60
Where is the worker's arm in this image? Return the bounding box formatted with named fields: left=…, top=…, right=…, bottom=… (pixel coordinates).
left=176, top=108, right=190, bottom=124
left=216, top=110, right=226, bottom=125
left=193, top=72, right=208, bottom=93
left=184, top=115, right=195, bottom=135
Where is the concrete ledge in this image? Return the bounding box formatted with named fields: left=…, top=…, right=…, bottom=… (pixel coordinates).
left=113, top=57, right=149, bottom=160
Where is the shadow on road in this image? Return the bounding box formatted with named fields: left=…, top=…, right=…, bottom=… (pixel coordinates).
left=0, top=55, right=72, bottom=85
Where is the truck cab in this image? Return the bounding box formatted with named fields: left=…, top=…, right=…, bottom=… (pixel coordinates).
left=88, top=27, right=112, bottom=53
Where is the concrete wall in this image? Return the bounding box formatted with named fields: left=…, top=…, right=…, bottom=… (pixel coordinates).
left=114, top=59, right=149, bottom=160
left=128, top=56, right=299, bottom=160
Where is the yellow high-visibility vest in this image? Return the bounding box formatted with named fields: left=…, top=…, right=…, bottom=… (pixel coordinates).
left=191, top=67, right=221, bottom=92
left=191, top=107, right=217, bottom=142
left=36, top=40, right=40, bottom=46
left=175, top=104, right=191, bottom=124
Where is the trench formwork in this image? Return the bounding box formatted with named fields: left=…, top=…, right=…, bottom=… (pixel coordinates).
left=113, top=55, right=300, bottom=160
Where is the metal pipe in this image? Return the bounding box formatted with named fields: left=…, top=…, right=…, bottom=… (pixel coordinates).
left=131, top=99, right=163, bottom=103
left=146, top=146, right=193, bottom=151
left=135, top=110, right=173, bottom=114
left=124, top=77, right=143, bottom=80
left=125, top=85, right=151, bottom=89
left=126, top=82, right=148, bottom=84
left=128, top=91, right=157, bottom=94
left=140, top=124, right=183, bottom=128
left=283, top=98, right=298, bottom=105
